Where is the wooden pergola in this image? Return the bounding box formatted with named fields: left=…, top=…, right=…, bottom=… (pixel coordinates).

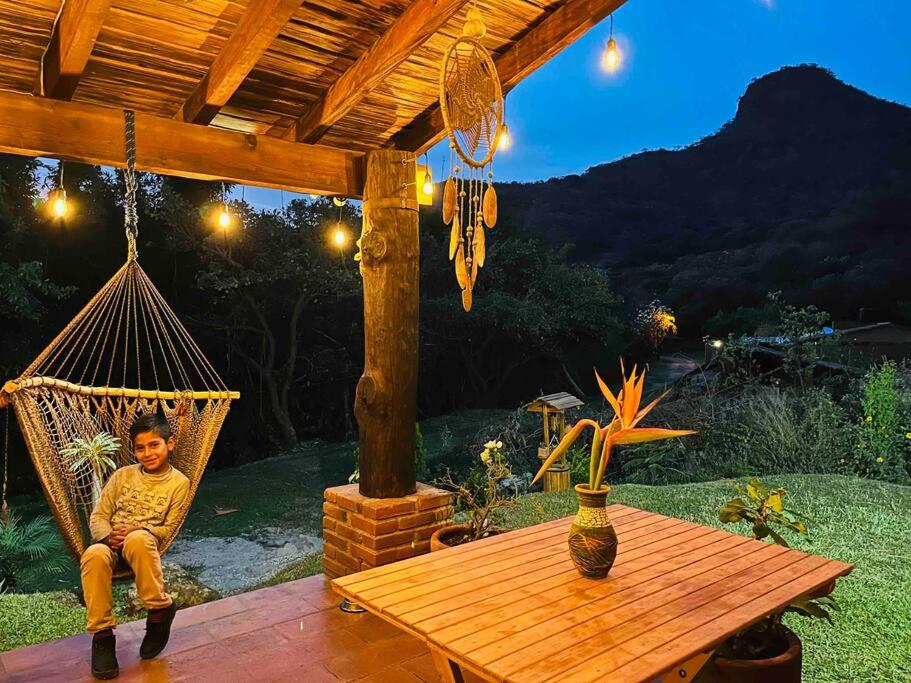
left=0, top=0, right=627, bottom=499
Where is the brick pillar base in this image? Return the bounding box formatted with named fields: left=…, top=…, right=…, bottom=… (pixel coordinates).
left=322, top=482, right=453, bottom=578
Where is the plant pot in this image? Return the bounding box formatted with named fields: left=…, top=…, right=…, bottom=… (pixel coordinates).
left=568, top=484, right=618, bottom=578
left=430, top=524, right=472, bottom=552
left=714, top=627, right=802, bottom=683
left=430, top=524, right=502, bottom=552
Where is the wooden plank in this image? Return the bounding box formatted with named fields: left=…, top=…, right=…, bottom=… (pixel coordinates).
left=381, top=524, right=722, bottom=625
left=502, top=554, right=831, bottom=682
left=338, top=508, right=656, bottom=596
left=334, top=506, right=639, bottom=590
left=279, top=0, right=471, bottom=143
left=396, top=519, right=700, bottom=628
left=467, top=543, right=790, bottom=673
left=0, top=90, right=364, bottom=198
left=608, top=561, right=853, bottom=683
left=567, top=555, right=851, bottom=681
left=392, top=0, right=631, bottom=154
left=175, top=0, right=302, bottom=125
left=423, top=532, right=754, bottom=641
left=37, top=0, right=112, bottom=99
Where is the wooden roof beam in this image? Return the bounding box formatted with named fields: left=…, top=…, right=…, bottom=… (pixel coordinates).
left=36, top=0, right=112, bottom=100
left=0, top=91, right=364, bottom=198
left=392, top=0, right=629, bottom=153
left=175, top=0, right=302, bottom=125
left=279, top=0, right=471, bottom=143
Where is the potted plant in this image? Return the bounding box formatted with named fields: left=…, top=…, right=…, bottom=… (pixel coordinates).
left=60, top=432, right=121, bottom=509
left=534, top=363, right=695, bottom=578
left=431, top=440, right=514, bottom=550
left=714, top=477, right=839, bottom=682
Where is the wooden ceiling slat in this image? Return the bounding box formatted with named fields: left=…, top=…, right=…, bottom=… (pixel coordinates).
left=392, top=0, right=629, bottom=153
left=281, top=0, right=471, bottom=144
left=0, top=90, right=364, bottom=198
left=37, top=0, right=112, bottom=100
left=175, top=0, right=302, bottom=125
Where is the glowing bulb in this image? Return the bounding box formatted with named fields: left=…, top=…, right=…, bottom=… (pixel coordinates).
left=53, top=195, right=68, bottom=218
left=712, top=340, right=724, bottom=349
left=333, top=225, right=348, bottom=248
left=603, top=37, right=620, bottom=72
left=498, top=124, right=510, bottom=151
left=218, top=209, right=231, bottom=229
left=422, top=171, right=433, bottom=197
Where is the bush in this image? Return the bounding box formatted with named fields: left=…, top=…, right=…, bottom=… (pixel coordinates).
left=608, top=386, right=853, bottom=485
left=0, top=511, right=67, bottom=591
left=850, top=361, right=910, bottom=483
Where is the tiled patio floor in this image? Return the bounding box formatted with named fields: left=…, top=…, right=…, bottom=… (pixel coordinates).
left=0, top=575, right=485, bottom=682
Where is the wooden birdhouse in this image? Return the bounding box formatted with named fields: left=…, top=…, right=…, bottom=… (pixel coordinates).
left=527, top=392, right=584, bottom=492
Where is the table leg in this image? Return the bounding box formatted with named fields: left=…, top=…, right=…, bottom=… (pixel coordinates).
left=429, top=646, right=465, bottom=683
left=655, top=649, right=714, bottom=682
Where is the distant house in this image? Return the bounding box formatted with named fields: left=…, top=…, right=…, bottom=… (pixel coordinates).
left=833, top=322, right=911, bottom=362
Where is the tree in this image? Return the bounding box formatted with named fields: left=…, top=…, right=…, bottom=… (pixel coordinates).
left=153, top=184, right=362, bottom=448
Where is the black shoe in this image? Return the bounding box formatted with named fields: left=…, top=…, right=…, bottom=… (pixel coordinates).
left=91, top=631, right=119, bottom=680
left=139, top=602, right=177, bottom=660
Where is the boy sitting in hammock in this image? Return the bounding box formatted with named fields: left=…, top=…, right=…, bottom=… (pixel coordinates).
left=81, top=413, right=189, bottom=680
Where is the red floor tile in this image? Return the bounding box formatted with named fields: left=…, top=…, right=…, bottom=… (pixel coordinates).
left=1, top=575, right=465, bottom=682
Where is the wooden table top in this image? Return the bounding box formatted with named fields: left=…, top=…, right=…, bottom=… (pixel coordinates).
left=332, top=504, right=853, bottom=683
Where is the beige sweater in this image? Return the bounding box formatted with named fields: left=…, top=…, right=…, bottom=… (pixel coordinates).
left=89, top=464, right=190, bottom=546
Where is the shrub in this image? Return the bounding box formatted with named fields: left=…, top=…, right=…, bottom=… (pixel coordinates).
left=851, top=361, right=910, bottom=483
left=0, top=511, right=67, bottom=591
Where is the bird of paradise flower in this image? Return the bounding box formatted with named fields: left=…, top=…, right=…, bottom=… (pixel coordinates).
left=533, top=363, right=697, bottom=491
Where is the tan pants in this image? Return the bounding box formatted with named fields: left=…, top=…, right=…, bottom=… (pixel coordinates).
left=80, top=530, right=172, bottom=632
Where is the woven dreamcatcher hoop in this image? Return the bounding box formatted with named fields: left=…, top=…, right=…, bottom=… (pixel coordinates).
left=440, top=7, right=504, bottom=312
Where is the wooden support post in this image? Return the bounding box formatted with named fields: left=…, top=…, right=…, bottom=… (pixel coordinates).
left=355, top=149, right=419, bottom=498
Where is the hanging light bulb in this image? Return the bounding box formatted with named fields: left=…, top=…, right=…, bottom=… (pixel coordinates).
left=422, top=170, right=433, bottom=197
left=333, top=223, right=348, bottom=248
left=218, top=207, right=231, bottom=229
left=498, top=123, right=511, bottom=151
left=52, top=190, right=68, bottom=219
left=602, top=14, right=621, bottom=73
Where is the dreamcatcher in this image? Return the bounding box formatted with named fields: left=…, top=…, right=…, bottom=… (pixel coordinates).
left=440, top=6, right=505, bottom=312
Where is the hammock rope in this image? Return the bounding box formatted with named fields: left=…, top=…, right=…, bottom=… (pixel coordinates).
left=0, top=111, right=239, bottom=559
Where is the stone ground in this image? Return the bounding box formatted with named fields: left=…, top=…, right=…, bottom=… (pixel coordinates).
left=166, top=527, right=323, bottom=594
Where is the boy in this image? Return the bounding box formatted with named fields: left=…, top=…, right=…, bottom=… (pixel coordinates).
left=81, top=413, right=189, bottom=679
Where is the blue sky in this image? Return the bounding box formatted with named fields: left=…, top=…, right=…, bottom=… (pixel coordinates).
left=243, top=0, right=911, bottom=209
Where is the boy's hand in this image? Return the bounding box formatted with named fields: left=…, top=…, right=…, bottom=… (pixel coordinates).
left=107, top=524, right=145, bottom=550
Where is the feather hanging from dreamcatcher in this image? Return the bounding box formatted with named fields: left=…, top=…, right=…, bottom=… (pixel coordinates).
left=439, top=5, right=505, bottom=312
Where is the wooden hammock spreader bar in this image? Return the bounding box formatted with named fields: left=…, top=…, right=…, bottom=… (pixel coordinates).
left=3, top=377, right=240, bottom=401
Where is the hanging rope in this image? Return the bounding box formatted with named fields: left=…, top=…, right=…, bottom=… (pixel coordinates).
left=124, top=110, right=139, bottom=261
left=2, top=409, right=8, bottom=526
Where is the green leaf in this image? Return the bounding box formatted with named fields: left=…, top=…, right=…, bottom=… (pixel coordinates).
left=768, top=492, right=783, bottom=512
left=768, top=528, right=790, bottom=548
left=719, top=499, right=747, bottom=523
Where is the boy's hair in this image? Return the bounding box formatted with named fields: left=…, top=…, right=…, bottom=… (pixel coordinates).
left=129, top=413, right=172, bottom=445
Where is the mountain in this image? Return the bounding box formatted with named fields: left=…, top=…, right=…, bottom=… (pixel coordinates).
left=494, top=66, right=911, bottom=333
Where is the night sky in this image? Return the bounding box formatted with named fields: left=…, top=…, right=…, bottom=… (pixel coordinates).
left=241, top=0, right=911, bottom=208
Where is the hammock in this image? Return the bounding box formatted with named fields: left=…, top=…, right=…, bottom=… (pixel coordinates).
left=0, top=112, right=238, bottom=559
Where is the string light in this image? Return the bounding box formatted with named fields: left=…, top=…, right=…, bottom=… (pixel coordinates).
left=333, top=223, right=349, bottom=248
left=603, top=14, right=621, bottom=73
left=498, top=123, right=511, bottom=151
left=52, top=190, right=68, bottom=219
left=217, top=182, right=231, bottom=230
left=49, top=160, right=70, bottom=220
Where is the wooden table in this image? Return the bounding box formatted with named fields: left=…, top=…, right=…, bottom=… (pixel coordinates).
left=332, top=504, right=853, bottom=683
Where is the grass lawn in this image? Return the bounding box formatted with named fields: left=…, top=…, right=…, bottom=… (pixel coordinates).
left=495, top=474, right=911, bottom=683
